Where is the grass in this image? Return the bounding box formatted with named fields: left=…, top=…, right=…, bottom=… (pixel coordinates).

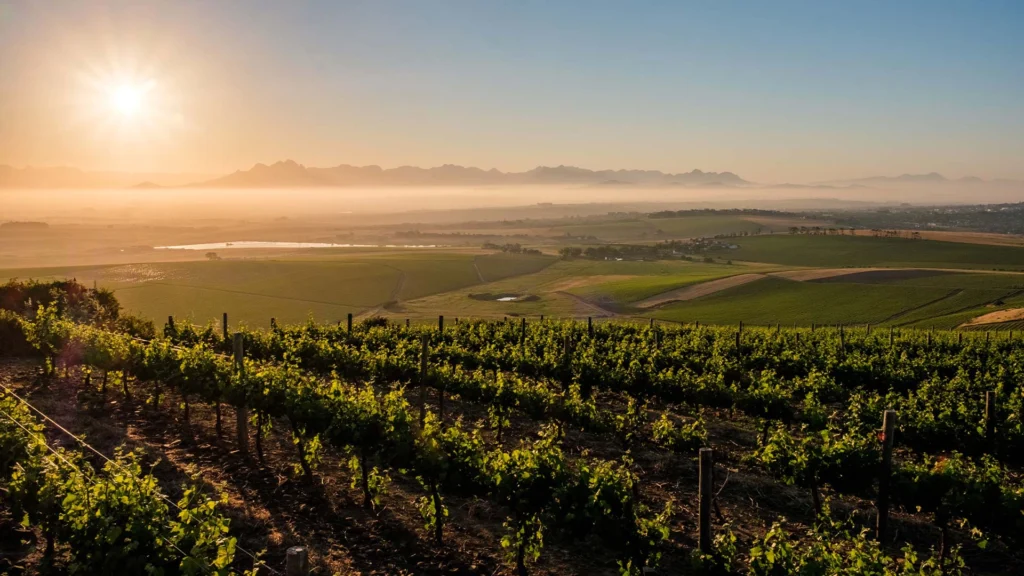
left=816, top=271, right=1024, bottom=289
left=887, top=289, right=1012, bottom=326
left=392, top=258, right=750, bottom=319
left=727, top=235, right=1024, bottom=270
left=649, top=276, right=953, bottom=326
left=472, top=253, right=556, bottom=283
left=566, top=264, right=750, bottom=304
left=0, top=251, right=554, bottom=327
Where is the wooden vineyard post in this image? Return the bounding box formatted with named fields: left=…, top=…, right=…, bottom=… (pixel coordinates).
left=650, top=317, right=654, bottom=328
left=455, top=317, right=459, bottom=325
left=889, top=327, right=894, bottom=346
left=222, top=313, right=229, bottom=343
left=419, top=334, right=429, bottom=425
left=876, top=410, right=896, bottom=541
left=347, top=313, right=353, bottom=334
left=699, top=448, right=714, bottom=553
left=839, top=325, right=845, bottom=350
left=811, top=322, right=815, bottom=333
left=588, top=316, right=593, bottom=337
left=270, top=317, right=277, bottom=329
left=540, top=314, right=544, bottom=322
left=694, top=320, right=700, bottom=329
left=867, top=323, right=871, bottom=335
left=406, top=318, right=410, bottom=329
left=985, top=391, right=997, bottom=446
left=286, top=546, right=309, bottom=576
left=986, top=331, right=990, bottom=344
left=927, top=330, right=931, bottom=347
left=167, top=315, right=175, bottom=333
left=438, top=315, right=444, bottom=332
left=520, top=317, right=527, bottom=349
left=232, top=334, right=249, bottom=458
left=735, top=330, right=741, bottom=357
left=738, top=320, right=743, bottom=334
left=958, top=332, right=963, bottom=345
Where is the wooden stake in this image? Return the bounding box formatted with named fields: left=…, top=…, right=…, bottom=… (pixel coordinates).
left=699, top=448, right=714, bottom=553
left=232, top=334, right=249, bottom=458
left=270, top=317, right=277, bottom=329
left=167, top=315, right=175, bottom=333
left=876, top=410, right=896, bottom=541
left=419, top=334, right=429, bottom=425
left=438, top=315, right=444, bottom=332
left=286, top=546, right=309, bottom=576
left=222, top=313, right=228, bottom=342
left=347, top=313, right=353, bottom=334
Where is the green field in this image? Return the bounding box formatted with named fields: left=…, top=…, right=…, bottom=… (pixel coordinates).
left=7, top=231, right=1024, bottom=329
left=649, top=277, right=955, bottom=326
left=0, top=252, right=555, bottom=327
left=390, top=259, right=764, bottom=319
left=566, top=264, right=755, bottom=305
left=727, top=235, right=1024, bottom=270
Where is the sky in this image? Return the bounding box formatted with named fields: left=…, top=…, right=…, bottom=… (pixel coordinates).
left=0, top=0, right=1022, bottom=183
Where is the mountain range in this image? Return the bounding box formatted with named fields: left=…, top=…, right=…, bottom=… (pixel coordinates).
left=190, top=160, right=749, bottom=188
left=817, top=172, right=1018, bottom=186
left=2, top=162, right=1022, bottom=190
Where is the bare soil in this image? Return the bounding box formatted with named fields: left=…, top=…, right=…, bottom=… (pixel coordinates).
left=634, top=274, right=765, bottom=308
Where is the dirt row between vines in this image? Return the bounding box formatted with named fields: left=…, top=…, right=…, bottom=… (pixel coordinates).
left=0, top=358, right=1017, bottom=575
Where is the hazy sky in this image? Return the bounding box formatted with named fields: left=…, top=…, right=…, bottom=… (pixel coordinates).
left=1, top=0, right=1022, bottom=182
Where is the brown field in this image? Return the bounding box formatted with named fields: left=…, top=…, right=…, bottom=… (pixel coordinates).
left=960, top=307, right=1024, bottom=326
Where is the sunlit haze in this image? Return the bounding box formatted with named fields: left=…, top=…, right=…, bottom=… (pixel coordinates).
left=1, top=0, right=1022, bottom=182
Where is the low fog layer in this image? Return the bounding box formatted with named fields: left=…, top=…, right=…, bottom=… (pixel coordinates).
left=5, top=181, right=1024, bottom=225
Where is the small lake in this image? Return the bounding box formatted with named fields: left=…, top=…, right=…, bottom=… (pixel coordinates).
left=155, top=241, right=439, bottom=250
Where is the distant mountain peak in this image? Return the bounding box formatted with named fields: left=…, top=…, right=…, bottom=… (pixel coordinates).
left=188, top=162, right=750, bottom=188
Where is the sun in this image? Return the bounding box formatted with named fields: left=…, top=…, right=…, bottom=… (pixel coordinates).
left=107, top=81, right=154, bottom=118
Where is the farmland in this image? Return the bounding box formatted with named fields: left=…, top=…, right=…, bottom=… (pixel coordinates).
left=6, top=227, right=1024, bottom=329
left=0, top=252, right=556, bottom=327
left=1, top=281, right=1022, bottom=575
left=723, top=235, right=1024, bottom=270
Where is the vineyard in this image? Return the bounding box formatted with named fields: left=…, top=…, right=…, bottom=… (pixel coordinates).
left=0, top=281, right=1022, bottom=575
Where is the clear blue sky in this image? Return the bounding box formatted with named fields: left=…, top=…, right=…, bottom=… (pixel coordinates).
left=1, top=0, right=1021, bottom=182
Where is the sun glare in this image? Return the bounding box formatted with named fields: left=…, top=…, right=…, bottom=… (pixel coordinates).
left=108, top=82, right=151, bottom=118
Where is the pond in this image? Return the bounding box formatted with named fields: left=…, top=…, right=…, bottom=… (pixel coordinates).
left=155, top=241, right=439, bottom=250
